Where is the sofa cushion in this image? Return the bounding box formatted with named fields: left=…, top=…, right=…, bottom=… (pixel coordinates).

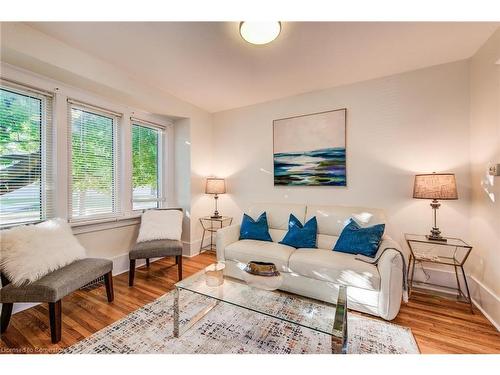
left=279, top=214, right=318, bottom=249
left=0, top=218, right=87, bottom=287
left=269, top=229, right=287, bottom=243
left=239, top=212, right=272, bottom=242
left=334, top=219, right=385, bottom=257
left=305, top=205, right=386, bottom=237
left=0, top=258, right=113, bottom=303
left=224, top=240, right=295, bottom=272
left=130, top=239, right=182, bottom=259
left=317, top=234, right=338, bottom=250
left=248, top=203, right=306, bottom=230
left=288, top=249, right=380, bottom=291
left=137, top=209, right=183, bottom=242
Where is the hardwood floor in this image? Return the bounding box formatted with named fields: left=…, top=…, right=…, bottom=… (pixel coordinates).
left=1, top=253, right=499, bottom=354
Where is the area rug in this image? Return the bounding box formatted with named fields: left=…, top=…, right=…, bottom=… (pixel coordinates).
left=62, top=291, right=419, bottom=354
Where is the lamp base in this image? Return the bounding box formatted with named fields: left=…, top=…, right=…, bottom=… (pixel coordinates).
left=426, top=227, right=447, bottom=242
left=211, top=195, right=222, bottom=219
left=428, top=206, right=447, bottom=242
left=426, top=235, right=447, bottom=242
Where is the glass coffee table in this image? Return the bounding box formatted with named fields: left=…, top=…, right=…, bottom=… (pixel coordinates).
left=173, top=263, right=348, bottom=354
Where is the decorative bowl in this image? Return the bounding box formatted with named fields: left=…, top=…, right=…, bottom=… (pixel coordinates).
left=243, top=261, right=280, bottom=276
left=243, top=261, right=283, bottom=291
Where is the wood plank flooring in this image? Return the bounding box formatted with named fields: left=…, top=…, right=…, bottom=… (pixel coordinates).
left=1, top=253, right=499, bottom=354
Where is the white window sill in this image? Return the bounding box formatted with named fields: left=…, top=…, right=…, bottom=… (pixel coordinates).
left=71, top=214, right=142, bottom=235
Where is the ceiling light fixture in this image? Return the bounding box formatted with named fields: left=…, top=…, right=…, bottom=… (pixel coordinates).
left=239, top=22, right=281, bottom=45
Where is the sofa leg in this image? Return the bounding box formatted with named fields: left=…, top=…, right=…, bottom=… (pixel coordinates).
left=177, top=255, right=183, bottom=281
left=104, top=271, right=114, bottom=302
left=1, top=303, right=13, bottom=334
left=48, top=301, right=62, bottom=344
left=129, top=259, right=136, bottom=287
left=146, top=258, right=150, bottom=267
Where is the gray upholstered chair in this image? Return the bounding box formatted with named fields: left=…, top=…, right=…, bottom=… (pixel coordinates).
left=129, top=208, right=183, bottom=286
left=0, top=258, right=113, bottom=343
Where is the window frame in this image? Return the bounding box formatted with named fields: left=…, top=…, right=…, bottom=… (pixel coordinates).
left=0, top=75, right=175, bottom=230
left=67, top=100, right=122, bottom=222
left=0, top=81, right=54, bottom=228
left=131, top=120, right=166, bottom=211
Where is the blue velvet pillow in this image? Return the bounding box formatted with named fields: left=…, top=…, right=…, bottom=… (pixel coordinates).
left=333, top=219, right=385, bottom=257
left=279, top=214, right=318, bottom=249
left=239, top=212, right=273, bottom=242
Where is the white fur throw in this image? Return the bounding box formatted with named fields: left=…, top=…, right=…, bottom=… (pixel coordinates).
left=137, top=209, right=183, bottom=243
left=0, top=218, right=87, bottom=286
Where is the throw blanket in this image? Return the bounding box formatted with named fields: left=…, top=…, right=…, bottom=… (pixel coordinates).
left=355, top=238, right=409, bottom=303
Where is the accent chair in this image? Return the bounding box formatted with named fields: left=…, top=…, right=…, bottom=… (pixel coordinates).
left=128, top=208, right=183, bottom=286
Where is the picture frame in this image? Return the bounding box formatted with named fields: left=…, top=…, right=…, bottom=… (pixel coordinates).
left=273, top=108, right=347, bottom=186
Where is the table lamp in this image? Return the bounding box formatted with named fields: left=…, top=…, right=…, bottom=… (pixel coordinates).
left=413, top=172, right=458, bottom=242
left=205, top=177, right=226, bottom=219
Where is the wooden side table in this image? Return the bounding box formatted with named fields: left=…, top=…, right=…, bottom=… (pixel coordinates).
left=199, top=216, right=233, bottom=253
left=405, top=233, right=473, bottom=312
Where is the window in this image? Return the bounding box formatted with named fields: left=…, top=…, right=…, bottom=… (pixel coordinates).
left=69, top=102, right=120, bottom=219
left=132, top=122, right=163, bottom=210
left=0, top=84, right=53, bottom=226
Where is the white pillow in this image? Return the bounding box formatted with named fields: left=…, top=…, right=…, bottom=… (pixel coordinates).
left=137, top=209, right=183, bottom=243
left=0, top=218, right=87, bottom=286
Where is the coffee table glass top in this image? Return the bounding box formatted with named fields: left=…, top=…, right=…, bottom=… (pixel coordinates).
left=175, top=264, right=347, bottom=338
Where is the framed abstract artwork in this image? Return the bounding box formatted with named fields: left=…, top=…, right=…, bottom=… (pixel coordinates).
left=273, top=108, right=346, bottom=186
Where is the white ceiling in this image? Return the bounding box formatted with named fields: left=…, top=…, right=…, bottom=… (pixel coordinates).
left=27, top=22, right=498, bottom=113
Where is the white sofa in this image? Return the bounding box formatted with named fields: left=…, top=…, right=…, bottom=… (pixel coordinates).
left=216, top=203, right=406, bottom=320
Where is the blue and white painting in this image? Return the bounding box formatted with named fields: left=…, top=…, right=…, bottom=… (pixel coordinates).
left=273, top=109, right=346, bottom=186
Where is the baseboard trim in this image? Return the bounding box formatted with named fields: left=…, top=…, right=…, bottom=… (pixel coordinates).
left=469, top=275, right=500, bottom=331
left=185, top=238, right=202, bottom=257
left=471, top=295, right=500, bottom=332
left=11, top=302, right=39, bottom=314
left=412, top=264, right=499, bottom=331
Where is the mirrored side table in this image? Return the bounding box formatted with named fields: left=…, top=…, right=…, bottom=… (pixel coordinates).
left=405, top=233, right=473, bottom=313
left=199, top=216, right=233, bottom=253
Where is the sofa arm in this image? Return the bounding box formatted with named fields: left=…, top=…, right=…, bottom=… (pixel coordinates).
left=376, top=246, right=404, bottom=320
left=215, top=224, right=240, bottom=262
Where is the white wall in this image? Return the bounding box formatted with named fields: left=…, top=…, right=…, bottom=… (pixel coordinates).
left=212, top=60, right=472, bottom=246
left=468, top=28, right=500, bottom=328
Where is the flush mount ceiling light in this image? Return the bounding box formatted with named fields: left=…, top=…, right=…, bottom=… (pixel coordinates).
left=239, top=22, right=281, bottom=45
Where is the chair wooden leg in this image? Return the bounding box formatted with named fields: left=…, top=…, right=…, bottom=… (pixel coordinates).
left=129, top=259, right=136, bottom=287
left=104, top=271, right=114, bottom=302
left=48, top=300, right=62, bottom=344
left=146, top=258, right=150, bottom=267
left=1, top=302, right=13, bottom=334
left=175, top=256, right=178, bottom=265
left=177, top=255, right=183, bottom=280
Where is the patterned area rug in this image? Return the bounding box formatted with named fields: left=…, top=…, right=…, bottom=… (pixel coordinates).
left=62, top=291, right=419, bottom=354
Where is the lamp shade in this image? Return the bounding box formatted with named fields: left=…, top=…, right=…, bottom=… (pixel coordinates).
left=413, top=173, right=458, bottom=200
left=205, top=178, right=226, bottom=194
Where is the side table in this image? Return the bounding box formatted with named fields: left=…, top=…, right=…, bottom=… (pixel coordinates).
left=405, top=233, right=473, bottom=313
left=199, top=216, right=233, bottom=253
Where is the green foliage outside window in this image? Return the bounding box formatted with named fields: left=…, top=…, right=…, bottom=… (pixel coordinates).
left=132, top=124, right=159, bottom=192
left=0, top=88, right=161, bottom=219
left=0, top=88, right=43, bottom=224
left=0, top=88, right=41, bottom=195
left=71, top=108, right=114, bottom=194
